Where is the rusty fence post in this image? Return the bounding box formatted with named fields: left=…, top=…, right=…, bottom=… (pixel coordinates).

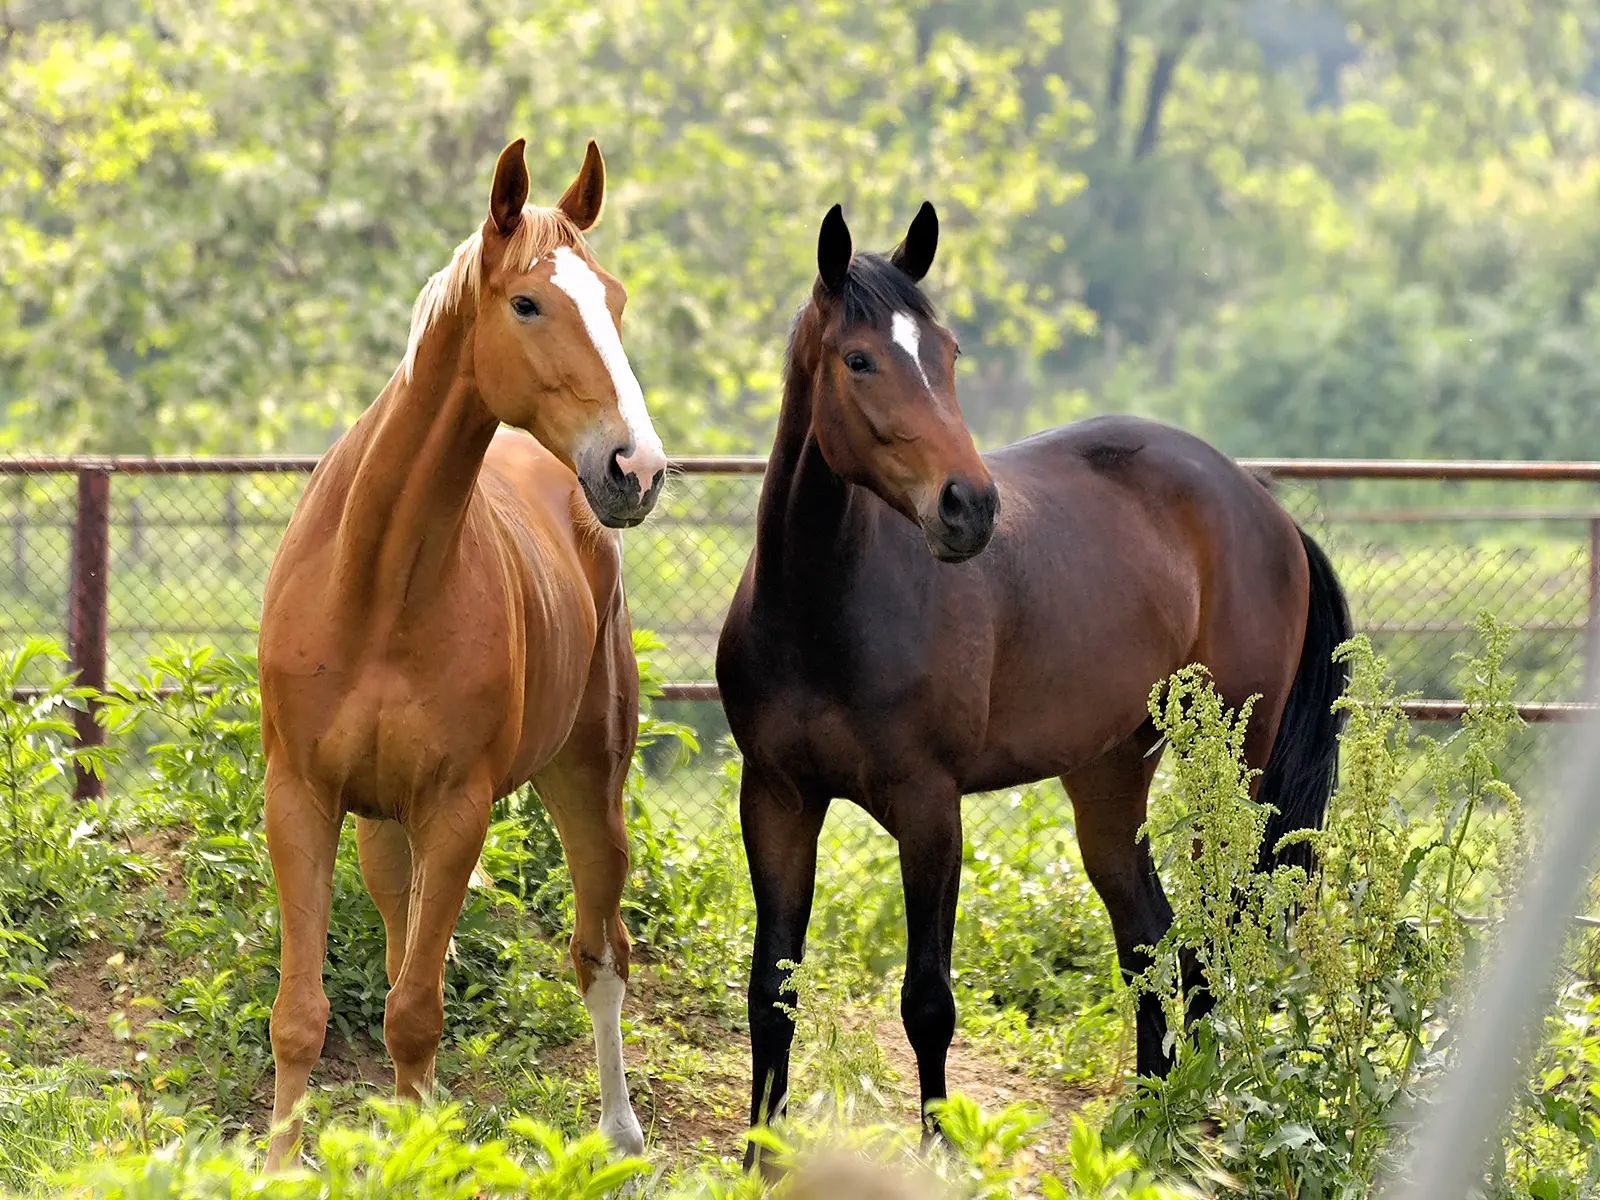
left=68, top=468, right=111, bottom=800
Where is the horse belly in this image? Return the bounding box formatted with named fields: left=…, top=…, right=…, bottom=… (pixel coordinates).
left=966, top=697, right=1144, bottom=791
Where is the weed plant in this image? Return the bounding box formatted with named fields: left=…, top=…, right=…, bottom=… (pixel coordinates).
left=1107, top=616, right=1566, bottom=1197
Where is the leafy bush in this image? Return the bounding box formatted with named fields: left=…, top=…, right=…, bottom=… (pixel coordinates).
left=1108, top=616, right=1536, bottom=1196
left=0, top=639, right=142, bottom=964
left=54, top=1099, right=642, bottom=1199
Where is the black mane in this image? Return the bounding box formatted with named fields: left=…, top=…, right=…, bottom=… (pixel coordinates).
left=838, top=251, right=936, bottom=328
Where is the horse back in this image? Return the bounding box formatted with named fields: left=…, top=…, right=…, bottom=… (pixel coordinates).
left=972, top=415, right=1307, bottom=772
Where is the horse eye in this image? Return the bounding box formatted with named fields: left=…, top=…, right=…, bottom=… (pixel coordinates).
left=844, top=351, right=874, bottom=374
left=510, top=295, right=540, bottom=319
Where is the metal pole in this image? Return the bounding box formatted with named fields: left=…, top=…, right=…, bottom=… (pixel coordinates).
left=9, top=511, right=22, bottom=592
left=1588, top=517, right=1599, bottom=695
left=224, top=481, right=239, bottom=567
left=67, top=468, right=110, bottom=800
left=1384, top=700, right=1600, bottom=1198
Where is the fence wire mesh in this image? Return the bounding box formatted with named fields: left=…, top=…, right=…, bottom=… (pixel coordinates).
left=1, top=459, right=1597, bottom=864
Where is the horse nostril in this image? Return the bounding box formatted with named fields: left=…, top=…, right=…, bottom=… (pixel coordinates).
left=938, top=478, right=968, bottom=526
left=607, top=449, right=630, bottom=491
left=978, top=481, right=999, bottom=521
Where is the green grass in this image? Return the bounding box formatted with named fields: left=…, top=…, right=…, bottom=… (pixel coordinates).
left=0, top=613, right=1596, bottom=1196
left=0, top=634, right=1135, bottom=1196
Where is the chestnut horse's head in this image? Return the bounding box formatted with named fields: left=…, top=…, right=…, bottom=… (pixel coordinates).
left=411, top=138, right=665, bottom=528
left=799, top=203, right=997, bottom=562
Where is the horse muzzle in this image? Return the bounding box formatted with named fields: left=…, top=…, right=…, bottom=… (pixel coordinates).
left=921, top=474, right=998, bottom=563
left=579, top=442, right=666, bottom=529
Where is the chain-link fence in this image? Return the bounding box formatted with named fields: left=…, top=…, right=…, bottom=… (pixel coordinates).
left=2, top=456, right=1598, bottom=858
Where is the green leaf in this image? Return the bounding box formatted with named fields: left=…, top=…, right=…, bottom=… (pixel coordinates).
left=1259, top=1123, right=1323, bottom=1156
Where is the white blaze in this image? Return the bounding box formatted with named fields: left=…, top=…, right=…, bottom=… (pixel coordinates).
left=891, top=311, right=933, bottom=392
left=548, top=246, right=666, bottom=492
left=582, top=948, right=644, bottom=1156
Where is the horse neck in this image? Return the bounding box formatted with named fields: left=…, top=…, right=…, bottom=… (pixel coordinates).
left=752, top=345, right=862, bottom=602
left=332, top=309, right=499, bottom=612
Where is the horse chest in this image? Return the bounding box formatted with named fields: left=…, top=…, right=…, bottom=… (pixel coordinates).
left=266, top=650, right=507, bottom=810
left=726, top=621, right=984, bottom=799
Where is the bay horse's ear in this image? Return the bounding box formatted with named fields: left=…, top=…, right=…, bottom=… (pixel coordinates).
left=890, top=201, right=938, bottom=283
left=817, top=204, right=852, bottom=296
left=489, top=138, right=530, bottom=237
left=557, top=139, right=606, bottom=231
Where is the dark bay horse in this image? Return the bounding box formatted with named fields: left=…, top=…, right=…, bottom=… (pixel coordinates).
left=258, top=139, right=664, bottom=1167
left=715, top=203, right=1351, bottom=1160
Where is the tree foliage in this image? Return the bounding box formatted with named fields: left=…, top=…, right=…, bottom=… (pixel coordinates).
left=3, top=0, right=1600, bottom=458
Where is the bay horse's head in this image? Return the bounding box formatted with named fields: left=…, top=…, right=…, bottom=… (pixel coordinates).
left=435, top=138, right=665, bottom=528
left=799, top=203, right=997, bottom=563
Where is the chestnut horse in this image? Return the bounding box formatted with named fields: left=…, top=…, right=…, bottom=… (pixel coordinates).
left=257, top=138, right=665, bottom=1167
left=715, top=204, right=1350, bottom=1162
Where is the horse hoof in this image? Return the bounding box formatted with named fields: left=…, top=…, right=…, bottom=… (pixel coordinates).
left=743, top=1143, right=789, bottom=1183
left=601, top=1111, right=645, bottom=1157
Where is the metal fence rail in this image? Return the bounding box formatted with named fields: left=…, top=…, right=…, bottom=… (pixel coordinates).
left=2, top=455, right=1597, bottom=852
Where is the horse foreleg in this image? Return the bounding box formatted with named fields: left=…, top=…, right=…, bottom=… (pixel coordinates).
left=741, top=770, right=829, bottom=1174
left=356, top=816, right=413, bottom=987
left=536, top=747, right=645, bottom=1157
left=889, top=780, right=963, bottom=1144
left=264, top=768, right=342, bottom=1171
left=385, top=784, right=491, bottom=1098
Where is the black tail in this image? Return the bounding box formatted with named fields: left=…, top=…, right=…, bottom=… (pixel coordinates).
left=1257, top=527, right=1352, bottom=874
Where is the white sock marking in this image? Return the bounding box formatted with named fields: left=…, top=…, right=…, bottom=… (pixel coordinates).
left=582, top=948, right=644, bottom=1155
left=548, top=247, right=666, bottom=492
left=891, top=311, right=933, bottom=392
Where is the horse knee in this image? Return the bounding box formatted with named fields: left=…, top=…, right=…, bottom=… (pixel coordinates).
left=271, top=988, right=329, bottom=1070
left=900, top=973, right=955, bottom=1057
left=748, top=974, right=797, bottom=1049
left=384, top=983, right=444, bottom=1070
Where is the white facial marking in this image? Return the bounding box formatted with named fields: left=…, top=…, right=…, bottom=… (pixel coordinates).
left=891, top=311, right=933, bottom=392
left=582, top=947, right=644, bottom=1155
left=548, top=246, right=666, bottom=493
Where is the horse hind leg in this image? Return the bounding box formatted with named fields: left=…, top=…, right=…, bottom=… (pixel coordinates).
left=535, top=735, right=645, bottom=1156
left=1062, top=736, right=1207, bottom=1078
left=264, top=767, right=342, bottom=1170
left=356, top=816, right=412, bottom=987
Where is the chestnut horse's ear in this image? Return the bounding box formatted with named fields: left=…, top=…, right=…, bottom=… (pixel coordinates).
left=817, top=204, right=852, bottom=295
left=557, top=140, right=606, bottom=231
left=489, top=138, right=530, bottom=237
left=890, top=201, right=938, bottom=283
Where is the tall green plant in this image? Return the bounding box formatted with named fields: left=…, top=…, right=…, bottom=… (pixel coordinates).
left=0, top=638, right=136, bottom=962
left=1110, top=616, right=1530, bottom=1197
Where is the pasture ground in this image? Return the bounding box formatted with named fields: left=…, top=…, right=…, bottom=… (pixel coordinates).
left=40, top=899, right=1100, bottom=1175
left=6, top=628, right=1600, bottom=1197
left=0, top=640, right=1130, bottom=1196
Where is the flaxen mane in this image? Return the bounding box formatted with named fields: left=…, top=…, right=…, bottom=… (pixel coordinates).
left=403, top=205, right=588, bottom=381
